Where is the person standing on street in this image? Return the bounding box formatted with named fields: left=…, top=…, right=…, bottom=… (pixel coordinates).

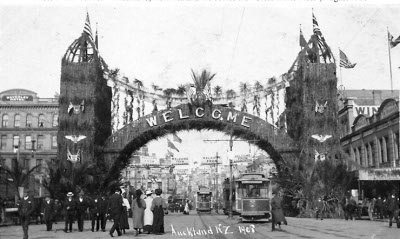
left=18, top=189, right=36, bottom=239
left=75, top=191, right=88, bottom=232
left=143, top=190, right=154, bottom=234
left=63, top=192, right=76, bottom=233
left=120, top=190, right=130, bottom=234
left=89, top=195, right=100, bottom=232
left=132, top=189, right=146, bottom=236
left=368, top=198, right=375, bottom=221
left=271, top=190, right=287, bottom=231
left=315, top=197, right=325, bottom=220
left=387, top=194, right=399, bottom=227
left=108, top=188, right=123, bottom=237
left=99, top=195, right=108, bottom=232
left=43, top=196, right=55, bottom=231
left=151, top=189, right=167, bottom=235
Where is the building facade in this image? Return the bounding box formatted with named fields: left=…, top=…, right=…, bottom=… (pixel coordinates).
left=0, top=89, right=58, bottom=199
left=339, top=95, right=399, bottom=198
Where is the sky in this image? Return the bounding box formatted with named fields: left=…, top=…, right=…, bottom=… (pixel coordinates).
left=1, top=0, right=399, bottom=163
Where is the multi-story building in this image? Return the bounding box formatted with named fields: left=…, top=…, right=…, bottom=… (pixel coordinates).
left=339, top=90, right=399, bottom=198
left=0, top=89, right=58, bottom=199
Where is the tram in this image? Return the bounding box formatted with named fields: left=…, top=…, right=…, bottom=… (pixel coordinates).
left=196, top=188, right=213, bottom=213
left=222, top=173, right=272, bottom=221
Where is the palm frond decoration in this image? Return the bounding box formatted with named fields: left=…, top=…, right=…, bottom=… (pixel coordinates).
left=213, top=85, right=223, bottom=100
left=239, top=82, right=251, bottom=113
left=176, top=85, right=187, bottom=100
left=1, top=159, right=41, bottom=198
left=191, top=69, right=216, bottom=105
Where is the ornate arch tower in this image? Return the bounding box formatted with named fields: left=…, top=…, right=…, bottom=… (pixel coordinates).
left=57, top=14, right=112, bottom=165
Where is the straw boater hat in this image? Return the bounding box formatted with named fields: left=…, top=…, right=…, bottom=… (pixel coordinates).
left=67, top=192, right=74, bottom=197
left=146, top=190, right=152, bottom=195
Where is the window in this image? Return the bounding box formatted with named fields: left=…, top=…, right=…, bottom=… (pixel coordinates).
left=2, top=115, right=8, bottom=127
left=37, top=135, right=44, bottom=150
left=52, top=114, right=58, bottom=127
left=51, top=135, right=57, bottom=148
left=1, top=135, right=7, bottom=150
left=38, top=114, right=45, bottom=127
left=26, top=115, right=32, bottom=127
left=24, top=158, right=30, bottom=170
left=25, top=135, right=32, bottom=150
left=36, top=159, right=42, bottom=173
left=14, top=114, right=21, bottom=128
left=13, top=135, right=20, bottom=148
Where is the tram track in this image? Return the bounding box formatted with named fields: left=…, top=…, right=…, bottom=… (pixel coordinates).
left=197, top=212, right=276, bottom=239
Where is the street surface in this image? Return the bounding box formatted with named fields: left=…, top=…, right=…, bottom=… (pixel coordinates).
left=1, top=212, right=398, bottom=239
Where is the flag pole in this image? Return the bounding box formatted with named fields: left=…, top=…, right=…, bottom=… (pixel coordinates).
left=387, top=27, right=393, bottom=93
left=339, top=48, right=343, bottom=87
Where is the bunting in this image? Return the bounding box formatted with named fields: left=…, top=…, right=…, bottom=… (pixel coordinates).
left=167, top=138, right=180, bottom=152
left=173, top=133, right=182, bottom=143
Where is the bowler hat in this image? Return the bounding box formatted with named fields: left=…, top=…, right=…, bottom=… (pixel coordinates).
left=155, top=189, right=162, bottom=195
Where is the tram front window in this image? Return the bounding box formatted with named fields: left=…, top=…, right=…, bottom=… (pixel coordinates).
left=238, top=182, right=269, bottom=198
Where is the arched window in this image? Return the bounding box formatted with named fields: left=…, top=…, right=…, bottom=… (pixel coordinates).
left=2, top=115, right=8, bottom=127
left=38, top=114, right=45, bottom=127
left=26, top=115, right=32, bottom=127
left=14, top=114, right=21, bottom=127
left=52, top=114, right=58, bottom=127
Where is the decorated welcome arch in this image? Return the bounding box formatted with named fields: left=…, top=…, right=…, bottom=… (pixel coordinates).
left=103, top=102, right=299, bottom=182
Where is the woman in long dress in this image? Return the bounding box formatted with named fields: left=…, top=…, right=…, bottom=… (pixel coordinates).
left=120, top=191, right=130, bottom=234
left=151, top=189, right=167, bottom=235
left=184, top=199, right=190, bottom=215
left=131, top=189, right=146, bottom=236
left=143, top=190, right=154, bottom=234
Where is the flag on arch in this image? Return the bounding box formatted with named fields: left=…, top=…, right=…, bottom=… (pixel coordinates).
left=339, top=49, right=357, bottom=68
left=173, top=133, right=182, bottom=143
left=311, top=12, right=333, bottom=63
left=388, top=31, right=400, bottom=48
left=299, top=27, right=308, bottom=48
left=83, top=12, right=94, bottom=41
left=167, top=138, right=180, bottom=152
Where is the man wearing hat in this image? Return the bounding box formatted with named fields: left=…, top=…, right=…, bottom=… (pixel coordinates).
left=271, top=190, right=287, bottom=231
left=18, top=188, right=35, bottom=239
left=63, top=192, right=76, bottom=233
left=98, top=194, right=109, bottom=232
left=43, top=195, right=55, bottom=231
left=75, top=191, right=89, bottom=232
left=108, top=188, right=123, bottom=237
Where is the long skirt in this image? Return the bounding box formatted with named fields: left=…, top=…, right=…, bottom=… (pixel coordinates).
left=152, top=206, right=165, bottom=234
left=120, top=207, right=130, bottom=230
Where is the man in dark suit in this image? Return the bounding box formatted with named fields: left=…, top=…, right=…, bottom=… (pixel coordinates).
left=89, top=196, right=100, bottom=232
left=43, top=196, right=55, bottom=231
left=108, top=188, right=123, bottom=237
left=75, top=191, right=88, bottom=232
left=63, top=192, right=76, bottom=233
left=98, top=195, right=109, bottom=232
left=18, top=188, right=36, bottom=239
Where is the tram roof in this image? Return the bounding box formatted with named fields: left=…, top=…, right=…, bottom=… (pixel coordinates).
left=236, top=173, right=269, bottom=182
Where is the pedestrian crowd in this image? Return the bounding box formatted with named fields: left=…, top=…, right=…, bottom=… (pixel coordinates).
left=14, top=187, right=168, bottom=239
